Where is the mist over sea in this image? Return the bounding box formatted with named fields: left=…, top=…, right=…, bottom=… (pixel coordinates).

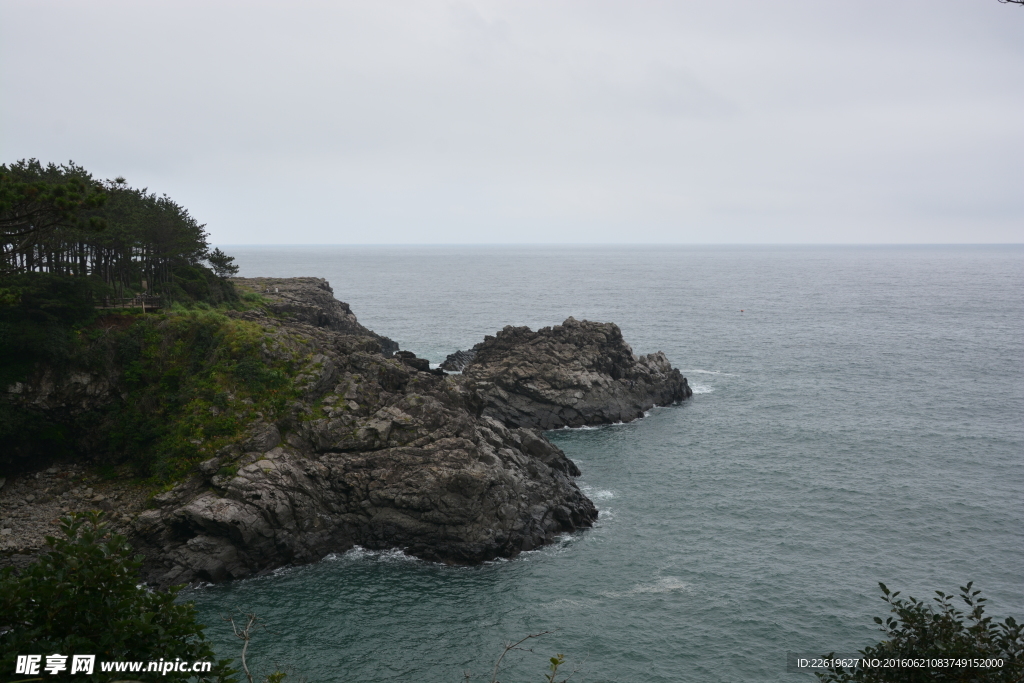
left=185, top=245, right=1024, bottom=682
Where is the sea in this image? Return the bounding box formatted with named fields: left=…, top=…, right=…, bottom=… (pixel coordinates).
left=183, top=245, right=1024, bottom=683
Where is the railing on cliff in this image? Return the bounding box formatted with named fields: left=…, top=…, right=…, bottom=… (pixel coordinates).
left=95, top=294, right=166, bottom=312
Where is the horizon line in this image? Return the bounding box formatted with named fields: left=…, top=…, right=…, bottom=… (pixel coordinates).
left=211, top=242, right=1024, bottom=247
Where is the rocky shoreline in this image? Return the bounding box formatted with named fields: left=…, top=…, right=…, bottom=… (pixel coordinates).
left=1, top=278, right=692, bottom=587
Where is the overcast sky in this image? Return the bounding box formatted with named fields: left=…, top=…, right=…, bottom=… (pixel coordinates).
left=1, top=1, right=1021, bottom=244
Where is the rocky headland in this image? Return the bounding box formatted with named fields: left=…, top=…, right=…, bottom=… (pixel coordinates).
left=1, top=278, right=692, bottom=587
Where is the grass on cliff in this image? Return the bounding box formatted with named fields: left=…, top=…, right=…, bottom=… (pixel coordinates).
left=99, top=309, right=300, bottom=482
left=0, top=273, right=304, bottom=481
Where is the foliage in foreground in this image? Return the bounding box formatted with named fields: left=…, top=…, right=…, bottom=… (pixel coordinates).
left=818, top=582, right=1023, bottom=683
left=0, top=511, right=238, bottom=682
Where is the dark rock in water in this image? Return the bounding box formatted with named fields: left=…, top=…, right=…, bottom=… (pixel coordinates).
left=462, top=316, right=692, bottom=430
left=231, top=277, right=399, bottom=356
left=440, top=348, right=477, bottom=372
left=395, top=350, right=444, bottom=375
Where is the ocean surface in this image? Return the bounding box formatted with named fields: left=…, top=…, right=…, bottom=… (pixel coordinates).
left=184, top=245, right=1024, bottom=682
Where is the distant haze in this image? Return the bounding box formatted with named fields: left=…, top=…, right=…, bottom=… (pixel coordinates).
left=1, top=1, right=1021, bottom=244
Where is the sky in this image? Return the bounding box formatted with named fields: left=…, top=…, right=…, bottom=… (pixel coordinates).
left=1, top=0, right=1022, bottom=244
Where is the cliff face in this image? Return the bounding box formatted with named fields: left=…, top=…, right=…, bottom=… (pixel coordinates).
left=135, top=321, right=595, bottom=587
left=460, top=317, right=692, bottom=430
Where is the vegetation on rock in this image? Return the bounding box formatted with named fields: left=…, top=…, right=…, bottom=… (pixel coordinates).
left=0, top=159, right=253, bottom=475
left=1, top=304, right=305, bottom=477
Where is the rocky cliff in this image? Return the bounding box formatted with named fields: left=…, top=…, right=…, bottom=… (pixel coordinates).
left=231, top=277, right=398, bottom=355
left=2, top=279, right=693, bottom=587
left=133, top=320, right=596, bottom=587
left=439, top=348, right=476, bottom=372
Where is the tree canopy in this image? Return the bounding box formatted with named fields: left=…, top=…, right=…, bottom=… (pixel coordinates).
left=207, top=247, right=240, bottom=278
left=0, top=160, right=106, bottom=275
left=0, top=159, right=232, bottom=303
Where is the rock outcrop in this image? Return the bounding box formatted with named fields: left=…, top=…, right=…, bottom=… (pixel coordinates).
left=231, top=277, right=398, bottom=355
left=131, top=313, right=596, bottom=588
left=460, top=317, right=691, bottom=430
left=439, top=348, right=477, bottom=372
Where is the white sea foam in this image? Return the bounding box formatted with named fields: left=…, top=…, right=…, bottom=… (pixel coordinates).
left=685, top=369, right=734, bottom=376
left=545, top=597, right=592, bottom=608
left=601, top=577, right=691, bottom=598
left=559, top=417, right=636, bottom=430
left=327, top=546, right=422, bottom=565
left=690, top=383, right=714, bottom=394
left=581, top=486, right=616, bottom=501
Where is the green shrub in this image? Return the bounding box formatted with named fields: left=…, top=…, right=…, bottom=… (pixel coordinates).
left=98, top=313, right=296, bottom=479
left=0, top=273, right=108, bottom=386
left=818, top=583, right=1023, bottom=682
left=0, top=512, right=237, bottom=682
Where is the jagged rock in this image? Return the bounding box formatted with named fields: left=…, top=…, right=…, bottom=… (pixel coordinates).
left=134, top=332, right=597, bottom=587
left=230, top=277, right=399, bottom=356
left=439, top=348, right=477, bottom=372
left=4, top=368, right=113, bottom=413
left=461, top=317, right=692, bottom=429
left=395, top=350, right=443, bottom=375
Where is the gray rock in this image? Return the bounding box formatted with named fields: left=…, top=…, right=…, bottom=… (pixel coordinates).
left=395, top=350, right=442, bottom=375
left=462, top=316, right=692, bottom=429
left=243, top=422, right=282, bottom=452
left=439, top=348, right=477, bottom=372
left=230, top=277, right=399, bottom=356
left=8, top=278, right=693, bottom=589
left=132, top=311, right=599, bottom=588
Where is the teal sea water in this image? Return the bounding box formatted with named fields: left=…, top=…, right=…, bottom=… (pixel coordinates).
left=185, top=245, right=1024, bottom=682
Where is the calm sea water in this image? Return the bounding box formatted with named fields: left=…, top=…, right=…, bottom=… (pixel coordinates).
left=185, top=245, right=1024, bottom=683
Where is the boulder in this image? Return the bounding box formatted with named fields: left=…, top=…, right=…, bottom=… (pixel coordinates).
left=439, top=348, right=477, bottom=372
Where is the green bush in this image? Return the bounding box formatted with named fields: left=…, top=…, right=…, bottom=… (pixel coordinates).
left=97, top=312, right=296, bottom=480
left=0, top=273, right=108, bottom=385
left=0, top=512, right=237, bottom=682
left=168, top=264, right=238, bottom=307
left=818, top=582, right=1023, bottom=683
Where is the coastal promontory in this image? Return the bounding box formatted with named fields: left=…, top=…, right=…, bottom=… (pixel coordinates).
left=1, top=278, right=692, bottom=587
